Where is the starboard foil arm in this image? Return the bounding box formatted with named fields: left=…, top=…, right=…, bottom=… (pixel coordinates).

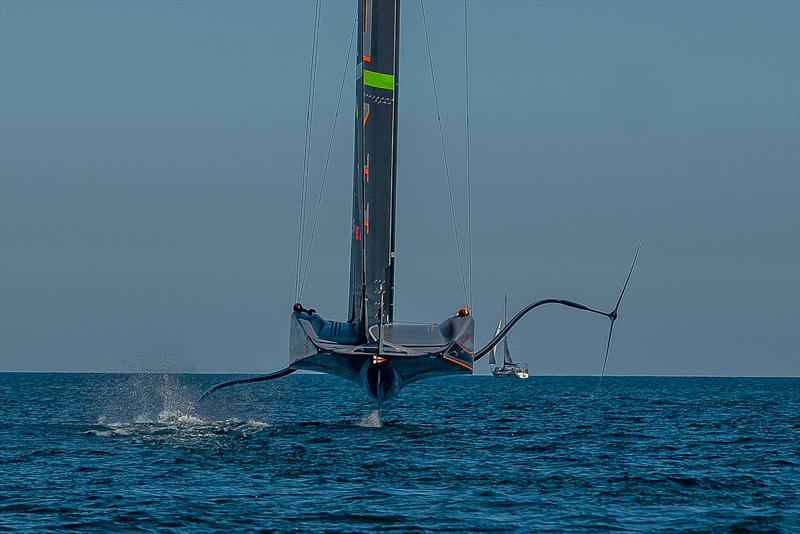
left=473, top=299, right=610, bottom=361
left=473, top=238, right=641, bottom=363
left=199, top=367, right=296, bottom=400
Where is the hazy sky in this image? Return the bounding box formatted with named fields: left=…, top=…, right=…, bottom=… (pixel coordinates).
left=1, top=0, right=798, bottom=375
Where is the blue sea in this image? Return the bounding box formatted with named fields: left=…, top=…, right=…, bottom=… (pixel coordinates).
left=1, top=374, right=798, bottom=532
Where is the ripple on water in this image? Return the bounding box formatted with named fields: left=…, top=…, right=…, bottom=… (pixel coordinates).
left=1, top=374, right=798, bottom=532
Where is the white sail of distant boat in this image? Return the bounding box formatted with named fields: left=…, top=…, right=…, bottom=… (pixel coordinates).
left=489, top=322, right=502, bottom=368
left=490, top=294, right=529, bottom=379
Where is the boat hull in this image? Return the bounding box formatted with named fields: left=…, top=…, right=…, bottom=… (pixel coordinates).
left=491, top=366, right=529, bottom=379
left=289, top=311, right=474, bottom=401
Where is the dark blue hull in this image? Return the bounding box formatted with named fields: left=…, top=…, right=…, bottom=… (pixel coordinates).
left=289, top=311, right=474, bottom=401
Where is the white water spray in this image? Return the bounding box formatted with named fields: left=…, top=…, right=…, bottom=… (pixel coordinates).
left=356, top=409, right=383, bottom=428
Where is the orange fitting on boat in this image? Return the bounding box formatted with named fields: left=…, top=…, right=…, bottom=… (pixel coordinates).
left=457, top=307, right=470, bottom=317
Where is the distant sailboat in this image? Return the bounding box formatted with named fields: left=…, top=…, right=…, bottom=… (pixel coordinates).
left=490, top=295, right=529, bottom=379
left=201, top=0, right=640, bottom=405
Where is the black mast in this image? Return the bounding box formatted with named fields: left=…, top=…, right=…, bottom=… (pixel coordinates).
left=348, top=0, right=400, bottom=338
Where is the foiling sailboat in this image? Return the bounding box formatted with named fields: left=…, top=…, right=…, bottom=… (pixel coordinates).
left=490, top=295, right=528, bottom=379
left=202, top=0, right=639, bottom=404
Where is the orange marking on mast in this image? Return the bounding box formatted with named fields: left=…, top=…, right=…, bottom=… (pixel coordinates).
left=363, top=55, right=371, bottom=62
left=363, top=107, right=371, bottom=126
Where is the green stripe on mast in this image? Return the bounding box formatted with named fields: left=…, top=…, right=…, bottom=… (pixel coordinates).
left=363, top=69, right=394, bottom=90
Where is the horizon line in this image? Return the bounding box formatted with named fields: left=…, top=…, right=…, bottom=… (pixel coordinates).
left=0, top=371, right=797, bottom=378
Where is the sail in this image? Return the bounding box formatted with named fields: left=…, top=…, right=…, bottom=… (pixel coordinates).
left=503, top=338, right=514, bottom=366
left=489, top=321, right=501, bottom=366
left=348, top=0, right=400, bottom=337
left=501, top=293, right=513, bottom=366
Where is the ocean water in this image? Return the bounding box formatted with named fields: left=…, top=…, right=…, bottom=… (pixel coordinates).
left=1, top=374, right=798, bottom=532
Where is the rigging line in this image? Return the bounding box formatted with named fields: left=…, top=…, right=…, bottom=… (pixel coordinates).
left=299, top=14, right=358, bottom=299
left=295, top=0, right=319, bottom=300
left=296, top=4, right=312, bottom=301
left=302, top=0, right=322, bottom=296
left=420, top=0, right=469, bottom=306
left=294, top=0, right=322, bottom=301
left=464, top=0, right=473, bottom=309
